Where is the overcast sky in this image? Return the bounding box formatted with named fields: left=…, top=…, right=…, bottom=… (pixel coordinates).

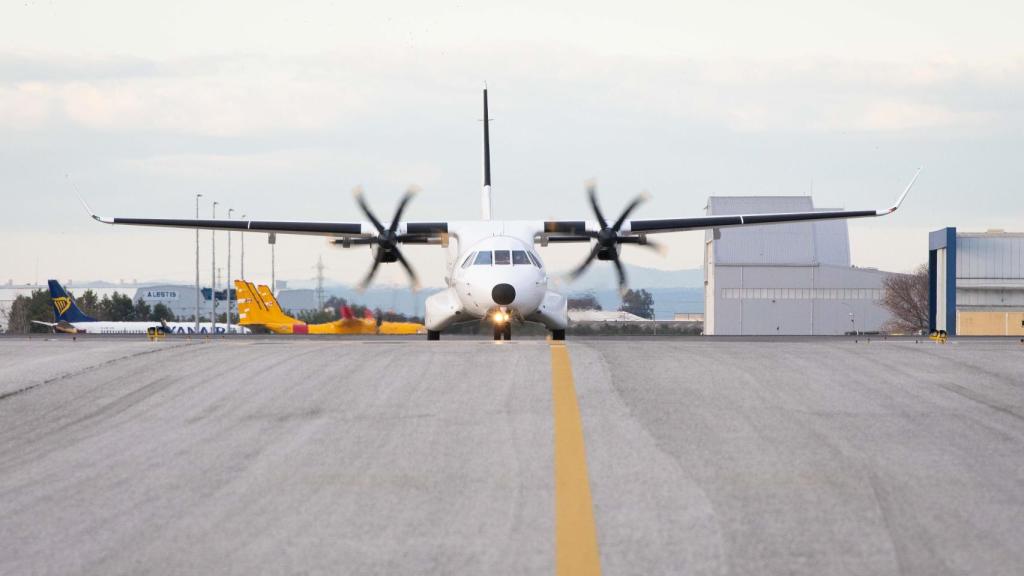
left=2, top=1, right=1022, bottom=288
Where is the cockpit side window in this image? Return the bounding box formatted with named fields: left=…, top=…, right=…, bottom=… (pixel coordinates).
left=527, top=251, right=543, bottom=268
left=494, top=250, right=511, bottom=265
left=473, top=251, right=492, bottom=266
left=512, top=250, right=530, bottom=265
left=461, top=252, right=476, bottom=269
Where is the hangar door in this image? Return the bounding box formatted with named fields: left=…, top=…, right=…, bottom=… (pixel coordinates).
left=958, top=311, right=1024, bottom=336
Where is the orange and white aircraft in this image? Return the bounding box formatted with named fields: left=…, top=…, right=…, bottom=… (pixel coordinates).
left=235, top=280, right=425, bottom=335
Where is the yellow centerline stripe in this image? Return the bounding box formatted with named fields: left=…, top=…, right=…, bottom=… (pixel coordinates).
left=551, top=343, right=602, bottom=576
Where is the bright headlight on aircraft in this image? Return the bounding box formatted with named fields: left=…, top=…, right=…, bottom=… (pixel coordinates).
left=493, top=312, right=506, bottom=323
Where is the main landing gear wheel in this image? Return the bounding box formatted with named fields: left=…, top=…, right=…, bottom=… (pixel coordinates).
left=551, top=329, right=565, bottom=341
left=427, top=330, right=440, bottom=341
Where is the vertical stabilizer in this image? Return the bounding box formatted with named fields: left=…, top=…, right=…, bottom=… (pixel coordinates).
left=47, top=280, right=96, bottom=323
left=235, top=280, right=296, bottom=325
left=482, top=87, right=492, bottom=220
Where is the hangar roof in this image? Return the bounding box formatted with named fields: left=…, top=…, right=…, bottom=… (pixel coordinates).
left=705, top=196, right=850, bottom=267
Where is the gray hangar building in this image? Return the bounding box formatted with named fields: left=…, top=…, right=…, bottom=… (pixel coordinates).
left=703, top=196, right=894, bottom=335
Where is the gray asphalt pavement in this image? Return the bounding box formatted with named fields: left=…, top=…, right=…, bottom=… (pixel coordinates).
left=1, top=336, right=1023, bottom=575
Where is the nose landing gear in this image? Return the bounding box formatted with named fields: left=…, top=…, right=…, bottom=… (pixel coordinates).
left=493, top=322, right=512, bottom=341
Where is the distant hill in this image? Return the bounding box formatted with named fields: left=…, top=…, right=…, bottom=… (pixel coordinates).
left=583, top=288, right=704, bottom=319
left=278, top=285, right=704, bottom=320
left=547, top=264, right=704, bottom=291
left=78, top=264, right=706, bottom=320
left=290, top=265, right=706, bottom=320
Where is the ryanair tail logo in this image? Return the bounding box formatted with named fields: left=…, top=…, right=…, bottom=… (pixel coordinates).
left=53, top=296, right=72, bottom=316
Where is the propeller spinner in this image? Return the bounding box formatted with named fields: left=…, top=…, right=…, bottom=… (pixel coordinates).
left=570, top=182, right=661, bottom=292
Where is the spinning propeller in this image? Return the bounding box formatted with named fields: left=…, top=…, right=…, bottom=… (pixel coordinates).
left=570, top=182, right=662, bottom=292
left=333, top=187, right=423, bottom=290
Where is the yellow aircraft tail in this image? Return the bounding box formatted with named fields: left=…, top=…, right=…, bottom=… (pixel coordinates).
left=235, top=280, right=297, bottom=326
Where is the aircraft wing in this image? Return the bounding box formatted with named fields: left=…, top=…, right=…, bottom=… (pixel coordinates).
left=32, top=319, right=80, bottom=334
left=84, top=207, right=368, bottom=238
left=79, top=199, right=448, bottom=240
left=85, top=213, right=449, bottom=240
left=541, top=169, right=920, bottom=238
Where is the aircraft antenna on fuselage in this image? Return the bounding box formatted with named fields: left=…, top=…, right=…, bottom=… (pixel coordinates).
left=482, top=85, right=492, bottom=220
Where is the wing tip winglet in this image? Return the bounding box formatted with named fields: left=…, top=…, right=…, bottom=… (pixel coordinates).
left=881, top=167, right=922, bottom=215
left=78, top=196, right=114, bottom=224
left=69, top=176, right=115, bottom=224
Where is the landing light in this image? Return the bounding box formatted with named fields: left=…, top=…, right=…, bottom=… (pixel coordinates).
left=493, top=312, right=507, bottom=323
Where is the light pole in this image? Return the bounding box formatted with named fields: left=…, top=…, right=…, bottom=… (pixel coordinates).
left=227, top=208, right=234, bottom=333
left=268, top=233, right=277, bottom=295
left=211, top=201, right=218, bottom=334
left=195, top=193, right=202, bottom=333
left=240, top=213, right=247, bottom=281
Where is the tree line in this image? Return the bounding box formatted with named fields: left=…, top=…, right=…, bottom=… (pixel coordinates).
left=567, top=288, right=655, bottom=319
left=4, top=289, right=176, bottom=333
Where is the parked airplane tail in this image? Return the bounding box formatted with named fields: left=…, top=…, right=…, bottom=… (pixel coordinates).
left=254, top=284, right=290, bottom=319
left=235, top=280, right=294, bottom=325
left=47, top=280, right=97, bottom=323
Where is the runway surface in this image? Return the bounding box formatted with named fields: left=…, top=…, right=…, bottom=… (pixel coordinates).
left=1, top=336, right=1023, bottom=575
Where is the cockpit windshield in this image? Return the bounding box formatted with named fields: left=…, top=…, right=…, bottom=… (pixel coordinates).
left=512, top=251, right=530, bottom=265
left=471, top=250, right=542, bottom=267
left=528, top=251, right=543, bottom=268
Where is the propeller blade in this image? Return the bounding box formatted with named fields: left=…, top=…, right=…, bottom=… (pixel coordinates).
left=388, top=187, right=418, bottom=234
left=612, top=191, right=650, bottom=231
left=586, top=181, right=608, bottom=229
left=353, top=187, right=386, bottom=234
left=359, top=258, right=383, bottom=291
left=392, top=249, right=421, bottom=290
left=640, top=239, right=667, bottom=255
left=569, top=243, right=602, bottom=280
left=611, top=255, right=627, bottom=293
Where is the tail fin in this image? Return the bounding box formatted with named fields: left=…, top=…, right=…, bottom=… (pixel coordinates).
left=234, top=280, right=264, bottom=325
left=481, top=87, right=492, bottom=220
left=47, top=280, right=96, bottom=322
left=235, top=280, right=296, bottom=325
left=254, top=284, right=299, bottom=324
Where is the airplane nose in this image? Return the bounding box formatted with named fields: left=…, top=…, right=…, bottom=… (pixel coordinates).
left=491, top=283, right=516, bottom=305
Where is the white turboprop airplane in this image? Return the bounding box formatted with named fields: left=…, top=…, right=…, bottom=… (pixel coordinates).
left=81, top=89, right=919, bottom=341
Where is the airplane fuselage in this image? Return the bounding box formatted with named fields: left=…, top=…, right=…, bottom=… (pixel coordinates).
left=425, top=221, right=568, bottom=333
left=60, top=322, right=249, bottom=335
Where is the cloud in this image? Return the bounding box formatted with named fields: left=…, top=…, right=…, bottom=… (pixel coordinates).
left=1, top=51, right=1021, bottom=138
